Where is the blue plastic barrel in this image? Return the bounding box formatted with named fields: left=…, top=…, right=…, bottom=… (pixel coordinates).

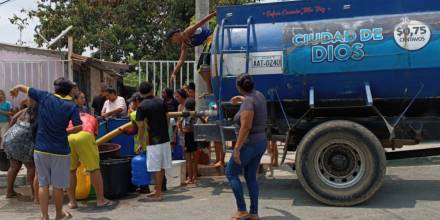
left=97, top=121, right=107, bottom=139
left=131, top=153, right=151, bottom=187
left=107, top=118, right=135, bottom=156
left=172, top=136, right=184, bottom=160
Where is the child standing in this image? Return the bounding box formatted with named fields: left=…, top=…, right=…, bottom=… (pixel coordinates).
left=182, top=98, right=197, bottom=184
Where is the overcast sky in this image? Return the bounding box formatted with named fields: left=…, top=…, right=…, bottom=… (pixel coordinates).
left=0, top=0, right=38, bottom=46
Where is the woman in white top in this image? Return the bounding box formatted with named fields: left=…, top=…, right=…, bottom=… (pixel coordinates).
left=101, top=88, right=127, bottom=118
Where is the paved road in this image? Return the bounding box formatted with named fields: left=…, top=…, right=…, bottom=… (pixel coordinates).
left=1, top=162, right=440, bottom=220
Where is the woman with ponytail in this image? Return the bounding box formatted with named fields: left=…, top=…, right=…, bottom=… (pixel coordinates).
left=226, top=73, right=267, bottom=220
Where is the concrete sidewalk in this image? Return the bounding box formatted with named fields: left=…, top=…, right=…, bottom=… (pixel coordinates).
left=0, top=166, right=27, bottom=188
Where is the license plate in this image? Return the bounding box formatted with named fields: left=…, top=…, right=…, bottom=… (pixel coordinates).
left=251, top=55, right=282, bottom=68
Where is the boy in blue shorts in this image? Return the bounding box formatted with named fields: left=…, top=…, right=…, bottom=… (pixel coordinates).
left=10, top=77, right=82, bottom=220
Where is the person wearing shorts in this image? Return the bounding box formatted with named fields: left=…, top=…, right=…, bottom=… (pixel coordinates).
left=67, top=91, right=113, bottom=209
left=10, top=78, right=82, bottom=220
left=136, top=81, right=171, bottom=201
left=181, top=98, right=198, bottom=184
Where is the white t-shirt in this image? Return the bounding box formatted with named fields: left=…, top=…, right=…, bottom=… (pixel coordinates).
left=102, top=96, right=127, bottom=117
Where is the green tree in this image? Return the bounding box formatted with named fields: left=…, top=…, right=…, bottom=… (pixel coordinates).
left=31, top=0, right=258, bottom=61
left=31, top=0, right=195, bottom=61
left=9, top=9, right=30, bottom=46
left=30, top=0, right=258, bottom=87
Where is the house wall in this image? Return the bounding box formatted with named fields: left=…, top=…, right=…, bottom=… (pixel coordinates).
left=0, top=45, right=67, bottom=107
left=90, top=67, right=102, bottom=101
left=89, top=66, right=118, bottom=100
left=103, top=73, right=118, bottom=92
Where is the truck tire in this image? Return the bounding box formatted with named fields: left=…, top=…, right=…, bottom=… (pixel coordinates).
left=295, top=120, right=386, bottom=206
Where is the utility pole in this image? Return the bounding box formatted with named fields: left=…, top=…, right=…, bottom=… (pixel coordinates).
left=195, top=0, right=209, bottom=112
left=68, top=36, right=73, bottom=81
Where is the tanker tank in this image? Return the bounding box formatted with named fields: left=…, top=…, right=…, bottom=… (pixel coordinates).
left=211, top=0, right=440, bottom=118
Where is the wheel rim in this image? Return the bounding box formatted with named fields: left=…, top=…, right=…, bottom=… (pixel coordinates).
left=314, top=139, right=366, bottom=189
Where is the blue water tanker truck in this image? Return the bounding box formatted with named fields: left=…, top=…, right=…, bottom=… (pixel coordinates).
left=194, top=0, right=440, bottom=206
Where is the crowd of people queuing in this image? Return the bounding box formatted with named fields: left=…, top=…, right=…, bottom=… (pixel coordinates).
left=0, top=75, right=281, bottom=220
left=0, top=77, right=237, bottom=218
left=0, top=11, right=283, bottom=220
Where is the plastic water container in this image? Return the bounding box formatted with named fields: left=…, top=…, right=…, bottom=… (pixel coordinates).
left=100, top=158, right=130, bottom=199
left=75, top=164, right=91, bottom=200
left=165, top=160, right=186, bottom=188
left=0, top=150, right=10, bottom=171
left=107, top=118, right=135, bottom=156
left=131, top=153, right=151, bottom=187
left=97, top=121, right=107, bottom=139
left=172, top=136, right=184, bottom=160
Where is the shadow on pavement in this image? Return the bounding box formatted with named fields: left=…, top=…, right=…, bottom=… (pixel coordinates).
left=137, top=195, right=193, bottom=203
left=76, top=200, right=120, bottom=213
left=161, top=186, right=191, bottom=196
left=83, top=218, right=112, bottom=220
left=290, top=175, right=440, bottom=209
left=262, top=207, right=300, bottom=220
left=362, top=175, right=440, bottom=208
left=197, top=169, right=440, bottom=210
left=196, top=177, right=232, bottom=196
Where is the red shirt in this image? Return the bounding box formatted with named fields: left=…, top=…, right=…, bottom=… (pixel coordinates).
left=68, top=112, right=98, bottom=136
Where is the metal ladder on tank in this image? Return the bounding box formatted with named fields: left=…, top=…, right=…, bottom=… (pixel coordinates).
left=217, top=15, right=253, bottom=151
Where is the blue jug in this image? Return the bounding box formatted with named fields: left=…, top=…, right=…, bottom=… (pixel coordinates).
left=131, top=153, right=151, bottom=187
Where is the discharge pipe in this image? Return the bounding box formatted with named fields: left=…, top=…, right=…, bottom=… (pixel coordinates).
left=95, top=110, right=217, bottom=146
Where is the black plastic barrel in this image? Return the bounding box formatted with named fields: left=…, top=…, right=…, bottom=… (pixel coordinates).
left=0, top=149, right=10, bottom=171
left=100, top=158, right=130, bottom=199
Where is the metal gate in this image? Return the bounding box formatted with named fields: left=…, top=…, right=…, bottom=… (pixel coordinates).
left=137, top=60, right=196, bottom=95
left=0, top=60, right=68, bottom=107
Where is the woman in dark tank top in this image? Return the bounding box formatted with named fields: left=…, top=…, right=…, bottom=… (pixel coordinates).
left=226, top=73, right=267, bottom=220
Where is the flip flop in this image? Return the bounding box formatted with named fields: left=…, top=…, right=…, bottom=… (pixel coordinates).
left=141, top=196, right=163, bottom=202
left=248, top=214, right=260, bottom=220
left=146, top=191, right=157, bottom=198
left=213, top=162, right=224, bottom=168
left=67, top=202, right=78, bottom=209
left=230, top=215, right=249, bottom=220
left=230, top=212, right=250, bottom=220
left=6, top=191, right=22, bottom=199
left=96, top=200, right=115, bottom=208
left=56, top=210, right=72, bottom=220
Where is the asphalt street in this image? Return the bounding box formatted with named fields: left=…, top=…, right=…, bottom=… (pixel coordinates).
left=1, top=160, right=440, bottom=220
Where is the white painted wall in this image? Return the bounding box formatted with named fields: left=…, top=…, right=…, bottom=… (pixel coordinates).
left=0, top=47, right=67, bottom=107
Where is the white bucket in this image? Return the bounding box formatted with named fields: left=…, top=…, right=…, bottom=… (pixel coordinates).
left=165, top=160, right=186, bottom=188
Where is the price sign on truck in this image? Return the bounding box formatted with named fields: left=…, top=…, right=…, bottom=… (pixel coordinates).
left=394, top=19, right=431, bottom=51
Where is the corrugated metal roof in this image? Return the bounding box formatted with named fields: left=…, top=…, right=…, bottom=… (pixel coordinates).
left=0, top=42, right=66, bottom=58
left=72, top=53, right=128, bottom=77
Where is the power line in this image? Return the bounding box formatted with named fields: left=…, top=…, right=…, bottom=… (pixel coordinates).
left=0, top=0, right=19, bottom=6
left=0, top=0, right=13, bottom=5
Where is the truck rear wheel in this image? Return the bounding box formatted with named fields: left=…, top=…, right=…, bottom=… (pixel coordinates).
left=296, top=120, right=386, bottom=206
